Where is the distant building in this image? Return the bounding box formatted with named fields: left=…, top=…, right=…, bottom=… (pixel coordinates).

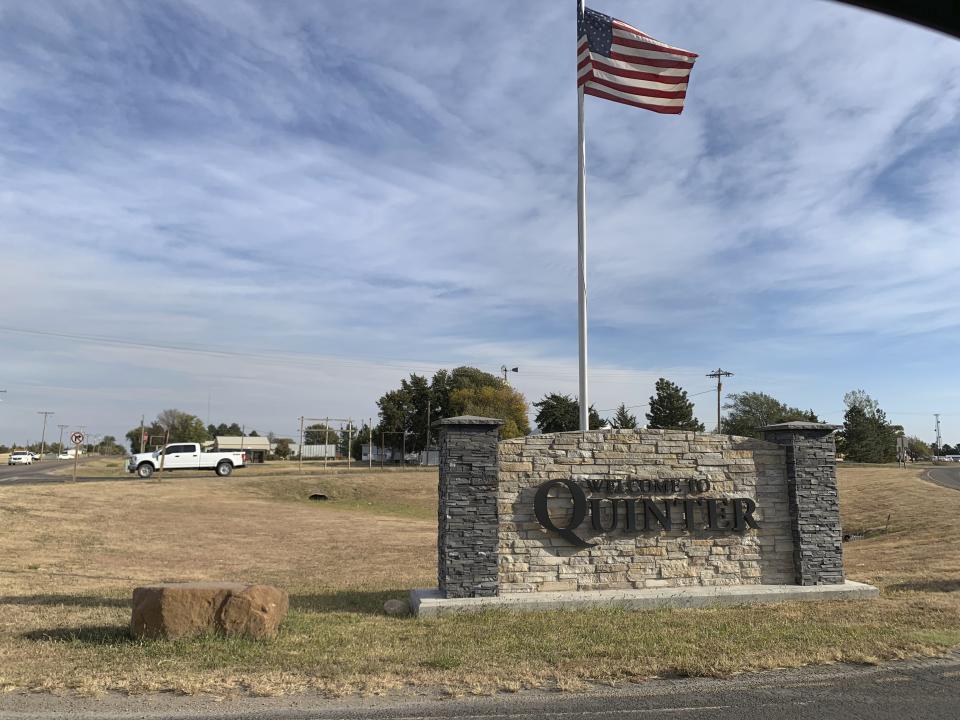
left=362, top=444, right=396, bottom=462
left=288, top=443, right=338, bottom=459
left=213, top=436, right=271, bottom=464
left=360, top=445, right=438, bottom=465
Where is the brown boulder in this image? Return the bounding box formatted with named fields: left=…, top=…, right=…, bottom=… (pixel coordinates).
left=131, top=582, right=288, bottom=640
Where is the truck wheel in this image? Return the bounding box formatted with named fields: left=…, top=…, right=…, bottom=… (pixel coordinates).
left=137, top=463, right=154, bottom=479
left=216, top=461, right=233, bottom=477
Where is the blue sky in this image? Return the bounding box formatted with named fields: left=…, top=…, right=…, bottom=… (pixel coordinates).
left=2, top=0, right=960, bottom=446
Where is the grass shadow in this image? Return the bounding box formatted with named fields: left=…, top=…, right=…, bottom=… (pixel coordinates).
left=0, top=594, right=129, bottom=608
left=23, top=625, right=133, bottom=645
left=290, top=589, right=409, bottom=615
left=889, top=579, right=960, bottom=594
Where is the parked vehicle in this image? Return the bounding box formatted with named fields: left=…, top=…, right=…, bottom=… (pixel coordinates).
left=127, top=443, right=245, bottom=479
left=8, top=451, right=33, bottom=466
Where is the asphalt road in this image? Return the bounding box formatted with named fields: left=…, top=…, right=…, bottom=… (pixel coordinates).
left=0, top=459, right=130, bottom=486
left=922, top=464, right=960, bottom=492
left=1, top=652, right=958, bottom=720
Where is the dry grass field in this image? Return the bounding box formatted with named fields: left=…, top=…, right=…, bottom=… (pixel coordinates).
left=1, top=463, right=960, bottom=697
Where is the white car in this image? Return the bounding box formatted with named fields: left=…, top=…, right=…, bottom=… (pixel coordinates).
left=8, top=451, right=34, bottom=465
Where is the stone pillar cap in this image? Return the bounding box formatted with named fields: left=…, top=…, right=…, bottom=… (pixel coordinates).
left=761, top=421, right=840, bottom=432
left=432, top=415, right=504, bottom=428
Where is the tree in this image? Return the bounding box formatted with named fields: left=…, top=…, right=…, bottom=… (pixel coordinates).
left=127, top=410, right=208, bottom=453
left=350, top=423, right=374, bottom=461
left=126, top=421, right=164, bottom=453
left=939, top=443, right=956, bottom=456
left=646, top=379, right=704, bottom=431
left=905, top=436, right=932, bottom=460
left=98, top=435, right=125, bottom=455
left=206, top=422, right=243, bottom=438
left=376, top=366, right=531, bottom=448
left=304, top=423, right=337, bottom=445
left=534, top=393, right=603, bottom=432
left=448, top=384, right=530, bottom=438
left=273, top=438, right=292, bottom=459
left=610, top=403, right=638, bottom=429
left=721, top=391, right=818, bottom=438
left=156, top=409, right=208, bottom=444
left=839, top=390, right=897, bottom=463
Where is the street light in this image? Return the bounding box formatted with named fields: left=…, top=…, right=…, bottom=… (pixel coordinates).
left=501, top=365, right=519, bottom=383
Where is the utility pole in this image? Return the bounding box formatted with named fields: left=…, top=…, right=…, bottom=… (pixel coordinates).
left=705, top=369, right=733, bottom=434
left=935, top=413, right=942, bottom=461
left=37, top=411, right=54, bottom=459
left=348, top=419, right=353, bottom=469
left=139, top=415, right=146, bottom=453
left=324, top=417, right=330, bottom=469
left=368, top=417, right=373, bottom=469
left=298, top=416, right=304, bottom=474
left=57, top=424, right=68, bottom=458
left=425, top=399, right=431, bottom=466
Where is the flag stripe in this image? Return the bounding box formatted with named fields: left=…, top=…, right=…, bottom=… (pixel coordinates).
left=611, top=25, right=698, bottom=57
left=590, top=54, right=691, bottom=79
left=611, top=18, right=652, bottom=39
left=611, top=33, right=699, bottom=60
left=581, top=78, right=686, bottom=106
left=584, top=85, right=684, bottom=114
left=589, top=55, right=690, bottom=84
left=588, top=67, right=688, bottom=93
left=608, top=49, right=694, bottom=69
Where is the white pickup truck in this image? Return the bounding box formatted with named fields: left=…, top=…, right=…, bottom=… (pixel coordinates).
left=127, top=443, right=245, bottom=479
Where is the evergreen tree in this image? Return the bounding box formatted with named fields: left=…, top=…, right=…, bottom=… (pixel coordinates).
left=534, top=393, right=603, bottom=432
left=839, top=390, right=897, bottom=462
left=645, top=379, right=704, bottom=431
left=611, top=403, right=638, bottom=429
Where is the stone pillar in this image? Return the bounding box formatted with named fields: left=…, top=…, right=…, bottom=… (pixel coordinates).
left=435, top=416, right=503, bottom=598
left=762, top=421, right=844, bottom=585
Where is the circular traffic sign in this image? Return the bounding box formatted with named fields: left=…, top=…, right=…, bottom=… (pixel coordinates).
left=71, top=431, right=85, bottom=445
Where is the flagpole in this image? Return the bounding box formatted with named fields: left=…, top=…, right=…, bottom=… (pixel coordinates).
left=577, top=2, right=589, bottom=432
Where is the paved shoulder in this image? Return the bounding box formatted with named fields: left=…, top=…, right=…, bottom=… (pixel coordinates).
left=923, top=465, right=960, bottom=492
left=1, top=652, right=959, bottom=720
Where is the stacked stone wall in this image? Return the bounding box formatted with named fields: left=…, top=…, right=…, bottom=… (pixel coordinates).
left=436, top=418, right=502, bottom=598
left=762, top=425, right=844, bottom=585
left=497, top=429, right=796, bottom=593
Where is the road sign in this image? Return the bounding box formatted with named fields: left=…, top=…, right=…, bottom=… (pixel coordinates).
left=71, top=431, right=85, bottom=445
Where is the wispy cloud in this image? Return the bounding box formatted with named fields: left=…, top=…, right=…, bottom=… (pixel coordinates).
left=1, top=0, right=959, bottom=442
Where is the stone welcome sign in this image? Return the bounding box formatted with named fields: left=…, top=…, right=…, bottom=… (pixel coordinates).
left=412, top=416, right=877, bottom=616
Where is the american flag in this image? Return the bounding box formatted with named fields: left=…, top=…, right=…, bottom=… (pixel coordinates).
left=577, top=5, right=698, bottom=115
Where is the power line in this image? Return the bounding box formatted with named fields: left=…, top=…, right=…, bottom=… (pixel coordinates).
left=597, top=389, right=714, bottom=414
left=0, top=324, right=710, bottom=383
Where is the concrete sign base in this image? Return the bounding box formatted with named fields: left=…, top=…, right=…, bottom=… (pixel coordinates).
left=410, top=581, right=879, bottom=618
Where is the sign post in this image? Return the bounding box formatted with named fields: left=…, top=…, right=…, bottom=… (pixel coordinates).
left=156, top=430, right=169, bottom=481
left=70, top=431, right=85, bottom=483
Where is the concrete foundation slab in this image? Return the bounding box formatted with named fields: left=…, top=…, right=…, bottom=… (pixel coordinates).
left=410, top=581, right=879, bottom=618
